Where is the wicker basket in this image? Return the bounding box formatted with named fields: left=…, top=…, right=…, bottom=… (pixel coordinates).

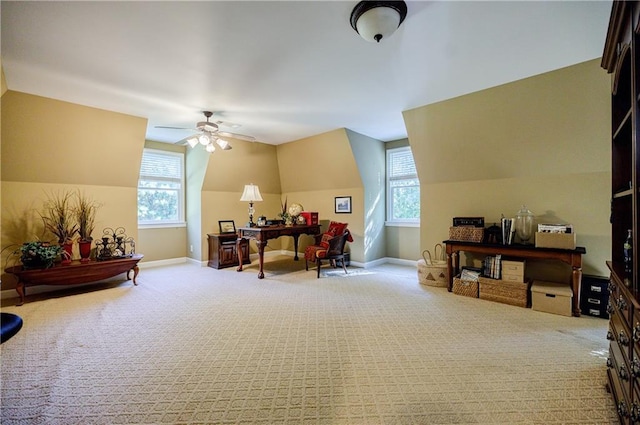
left=449, top=226, right=484, bottom=243
left=417, top=259, right=448, bottom=287
left=453, top=276, right=479, bottom=298
left=479, top=277, right=530, bottom=307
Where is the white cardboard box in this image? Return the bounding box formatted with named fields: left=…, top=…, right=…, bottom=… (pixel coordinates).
left=531, top=280, right=573, bottom=316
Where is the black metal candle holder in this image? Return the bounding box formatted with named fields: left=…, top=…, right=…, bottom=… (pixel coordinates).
left=95, top=227, right=135, bottom=261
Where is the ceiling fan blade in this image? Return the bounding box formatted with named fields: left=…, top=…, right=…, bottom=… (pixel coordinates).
left=217, top=131, right=255, bottom=142
left=214, top=119, right=242, bottom=129
left=154, top=125, right=196, bottom=130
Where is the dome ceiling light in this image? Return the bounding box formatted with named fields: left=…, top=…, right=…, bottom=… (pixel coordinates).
left=350, top=1, right=408, bottom=43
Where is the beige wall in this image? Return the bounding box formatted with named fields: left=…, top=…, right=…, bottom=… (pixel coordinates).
left=276, top=129, right=365, bottom=262
left=404, top=59, right=611, bottom=278
left=199, top=140, right=282, bottom=260
left=1, top=91, right=146, bottom=289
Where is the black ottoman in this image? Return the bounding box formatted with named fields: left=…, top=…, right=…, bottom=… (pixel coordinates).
left=1, top=313, right=23, bottom=343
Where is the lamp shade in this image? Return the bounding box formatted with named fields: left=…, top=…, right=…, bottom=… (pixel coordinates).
left=350, top=1, right=407, bottom=43
left=240, top=184, right=263, bottom=202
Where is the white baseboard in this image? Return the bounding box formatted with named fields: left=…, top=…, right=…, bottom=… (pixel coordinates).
left=138, top=257, right=189, bottom=268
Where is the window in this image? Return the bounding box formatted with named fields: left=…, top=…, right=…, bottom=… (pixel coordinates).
left=138, top=149, right=185, bottom=227
left=386, top=146, right=420, bottom=225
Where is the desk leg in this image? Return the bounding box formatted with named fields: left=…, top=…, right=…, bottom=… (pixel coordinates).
left=257, top=240, right=266, bottom=279
left=15, top=282, right=25, bottom=306
left=572, top=266, right=582, bottom=317
left=293, top=235, right=300, bottom=261
left=237, top=238, right=245, bottom=272
left=446, top=251, right=458, bottom=292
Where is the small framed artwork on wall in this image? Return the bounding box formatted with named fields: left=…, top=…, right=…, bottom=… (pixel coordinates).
left=335, top=196, right=352, bottom=214
left=219, top=220, right=236, bottom=234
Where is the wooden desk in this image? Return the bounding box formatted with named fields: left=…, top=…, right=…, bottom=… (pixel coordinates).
left=443, top=240, right=586, bottom=316
left=237, top=225, right=321, bottom=279
left=5, top=254, right=144, bottom=305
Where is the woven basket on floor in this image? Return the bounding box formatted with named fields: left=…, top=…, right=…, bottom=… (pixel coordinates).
left=417, top=247, right=448, bottom=287
left=453, top=276, right=479, bottom=298
left=479, top=277, right=530, bottom=307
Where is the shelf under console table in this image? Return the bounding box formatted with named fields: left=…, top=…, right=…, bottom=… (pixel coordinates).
left=5, top=254, right=144, bottom=306
left=443, top=240, right=586, bottom=316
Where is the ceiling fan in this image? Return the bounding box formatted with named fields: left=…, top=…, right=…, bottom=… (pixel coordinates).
left=156, top=111, right=255, bottom=153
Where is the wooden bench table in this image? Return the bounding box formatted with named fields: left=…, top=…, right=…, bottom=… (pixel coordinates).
left=5, top=254, right=144, bottom=305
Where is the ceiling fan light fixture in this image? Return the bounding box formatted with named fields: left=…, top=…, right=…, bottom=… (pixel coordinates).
left=350, top=0, right=407, bottom=43
left=198, top=133, right=210, bottom=145
left=216, top=138, right=231, bottom=150
left=186, top=137, right=199, bottom=148
left=205, top=143, right=216, bottom=153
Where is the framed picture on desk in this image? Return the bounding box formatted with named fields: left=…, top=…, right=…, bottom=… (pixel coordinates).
left=219, top=220, right=236, bottom=234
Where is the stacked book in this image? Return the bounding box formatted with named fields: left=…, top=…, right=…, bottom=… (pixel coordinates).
left=483, top=254, right=502, bottom=279
left=501, top=217, right=516, bottom=245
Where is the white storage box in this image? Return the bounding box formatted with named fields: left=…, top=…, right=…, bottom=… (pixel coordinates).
left=531, top=281, right=573, bottom=317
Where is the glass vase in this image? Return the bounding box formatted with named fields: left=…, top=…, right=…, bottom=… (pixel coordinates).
left=515, top=205, right=534, bottom=245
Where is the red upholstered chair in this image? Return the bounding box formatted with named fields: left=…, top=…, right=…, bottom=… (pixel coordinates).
left=304, top=222, right=353, bottom=278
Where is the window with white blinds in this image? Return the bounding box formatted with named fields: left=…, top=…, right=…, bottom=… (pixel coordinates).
left=138, top=149, right=185, bottom=226
left=386, top=146, right=420, bottom=224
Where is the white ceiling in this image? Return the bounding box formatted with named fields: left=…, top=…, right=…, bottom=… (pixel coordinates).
left=1, top=1, right=612, bottom=146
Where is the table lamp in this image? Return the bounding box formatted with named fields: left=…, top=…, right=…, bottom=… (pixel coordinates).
left=240, top=184, right=263, bottom=227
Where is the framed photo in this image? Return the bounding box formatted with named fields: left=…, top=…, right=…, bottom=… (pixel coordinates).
left=335, top=196, right=352, bottom=214
left=218, top=220, right=236, bottom=234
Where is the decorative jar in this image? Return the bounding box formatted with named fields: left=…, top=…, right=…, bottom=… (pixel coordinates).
left=515, top=205, right=534, bottom=245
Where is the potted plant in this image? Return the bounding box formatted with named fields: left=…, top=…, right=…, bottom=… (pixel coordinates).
left=40, top=190, right=77, bottom=244
left=278, top=197, right=292, bottom=225
left=17, top=241, right=62, bottom=269
left=74, top=191, right=100, bottom=262
left=40, top=190, right=77, bottom=264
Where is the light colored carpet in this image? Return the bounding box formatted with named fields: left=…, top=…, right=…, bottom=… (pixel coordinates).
left=0, top=256, right=617, bottom=424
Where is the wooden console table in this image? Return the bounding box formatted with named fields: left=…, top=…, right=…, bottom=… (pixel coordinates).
left=237, top=225, right=321, bottom=279
left=443, top=240, right=586, bottom=316
left=5, top=254, right=144, bottom=305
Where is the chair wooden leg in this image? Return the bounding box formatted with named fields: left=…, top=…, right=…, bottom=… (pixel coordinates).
left=341, top=258, right=348, bottom=274
left=317, top=258, right=321, bottom=278
left=305, top=258, right=309, bottom=271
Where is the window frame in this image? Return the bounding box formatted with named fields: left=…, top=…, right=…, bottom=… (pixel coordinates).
left=386, top=146, right=420, bottom=227
left=137, top=148, right=186, bottom=228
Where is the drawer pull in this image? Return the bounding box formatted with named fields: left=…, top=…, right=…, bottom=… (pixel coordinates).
left=631, top=359, right=640, bottom=378
left=607, top=357, right=614, bottom=368
left=607, top=303, right=615, bottom=315
left=634, top=324, right=640, bottom=342
left=619, top=365, right=629, bottom=381
left=607, top=330, right=615, bottom=341
left=631, top=403, right=640, bottom=422
left=609, top=281, right=617, bottom=293
left=619, top=401, right=629, bottom=418
left=619, top=330, right=630, bottom=346
left=617, top=295, right=628, bottom=312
